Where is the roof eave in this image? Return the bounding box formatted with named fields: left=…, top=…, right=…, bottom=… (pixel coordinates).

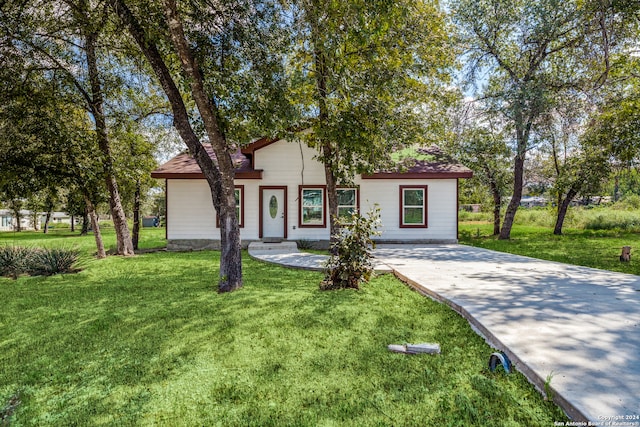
left=361, top=171, right=473, bottom=179
left=151, top=170, right=264, bottom=180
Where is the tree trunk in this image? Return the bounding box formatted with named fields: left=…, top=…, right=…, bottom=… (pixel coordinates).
left=554, top=187, right=578, bottom=235
left=11, top=205, right=21, bottom=232
left=43, top=211, right=52, bottom=234
left=81, top=206, right=89, bottom=235
left=323, top=155, right=340, bottom=249
left=311, top=20, right=340, bottom=245
left=132, top=180, right=141, bottom=250
left=499, top=154, right=525, bottom=240
left=163, top=0, right=241, bottom=292
left=85, top=31, right=135, bottom=256
left=71, top=214, right=75, bottom=232
left=113, top=0, right=242, bottom=291
left=489, top=178, right=501, bottom=236
left=84, top=194, right=106, bottom=259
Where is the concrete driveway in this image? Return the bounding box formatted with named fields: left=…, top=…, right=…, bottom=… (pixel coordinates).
left=374, top=244, right=640, bottom=425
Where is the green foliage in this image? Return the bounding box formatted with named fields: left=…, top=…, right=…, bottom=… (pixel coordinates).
left=582, top=211, right=640, bottom=231
left=295, top=239, right=315, bottom=250
left=466, top=205, right=640, bottom=232
left=458, top=210, right=493, bottom=222
left=292, top=0, right=456, bottom=181
left=614, top=194, right=640, bottom=210
left=0, top=246, right=81, bottom=279
left=321, top=206, right=382, bottom=290
left=0, top=246, right=33, bottom=279
left=27, top=248, right=81, bottom=277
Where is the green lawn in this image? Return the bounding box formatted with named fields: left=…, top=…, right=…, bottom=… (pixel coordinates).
left=1, top=229, right=566, bottom=426
left=460, top=222, right=640, bottom=275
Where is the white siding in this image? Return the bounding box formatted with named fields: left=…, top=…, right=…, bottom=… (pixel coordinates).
left=357, top=178, right=458, bottom=241
left=254, top=139, right=328, bottom=241
left=167, top=180, right=217, bottom=240
left=166, top=139, right=460, bottom=243
left=167, top=179, right=261, bottom=241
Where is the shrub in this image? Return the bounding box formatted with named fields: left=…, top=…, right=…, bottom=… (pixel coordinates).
left=612, top=194, right=640, bottom=211
left=0, top=246, right=81, bottom=279
left=296, top=239, right=315, bottom=250
left=0, top=246, right=34, bottom=279
left=28, top=247, right=81, bottom=276
left=321, top=206, right=381, bottom=291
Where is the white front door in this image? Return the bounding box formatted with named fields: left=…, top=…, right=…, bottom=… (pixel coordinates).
left=262, top=187, right=286, bottom=239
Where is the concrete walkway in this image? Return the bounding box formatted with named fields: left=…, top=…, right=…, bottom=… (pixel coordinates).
left=248, top=242, right=640, bottom=425
left=247, top=242, right=392, bottom=273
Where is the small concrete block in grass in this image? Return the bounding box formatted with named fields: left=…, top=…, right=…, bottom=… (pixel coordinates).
left=388, top=343, right=441, bottom=354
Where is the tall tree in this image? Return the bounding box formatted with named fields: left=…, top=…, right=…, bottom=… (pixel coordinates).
left=533, top=97, right=610, bottom=235
left=0, top=43, right=109, bottom=255
left=451, top=0, right=627, bottom=239
left=450, top=103, right=511, bottom=235
left=0, top=0, right=135, bottom=254
left=289, top=0, right=456, bottom=238
left=112, top=0, right=293, bottom=291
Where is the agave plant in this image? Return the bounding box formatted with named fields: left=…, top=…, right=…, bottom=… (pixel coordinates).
left=0, top=245, right=34, bottom=279
left=27, top=247, right=81, bottom=277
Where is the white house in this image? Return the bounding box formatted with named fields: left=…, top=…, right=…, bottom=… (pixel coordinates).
left=151, top=137, right=473, bottom=250
left=0, top=210, right=41, bottom=231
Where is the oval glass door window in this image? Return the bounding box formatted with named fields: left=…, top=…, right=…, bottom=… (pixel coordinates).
left=269, top=195, right=278, bottom=219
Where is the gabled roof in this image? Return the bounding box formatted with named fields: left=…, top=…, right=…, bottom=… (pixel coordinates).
left=151, top=140, right=472, bottom=179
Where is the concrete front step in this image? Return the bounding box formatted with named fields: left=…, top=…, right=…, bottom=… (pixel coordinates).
left=248, top=241, right=299, bottom=254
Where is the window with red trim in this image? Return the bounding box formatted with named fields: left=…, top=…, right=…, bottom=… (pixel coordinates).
left=216, top=186, right=244, bottom=228
left=400, top=185, right=427, bottom=228
left=299, top=186, right=326, bottom=227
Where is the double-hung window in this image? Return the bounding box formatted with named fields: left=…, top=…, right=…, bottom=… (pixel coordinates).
left=400, top=186, right=427, bottom=228
left=299, top=186, right=326, bottom=227
left=217, top=186, right=244, bottom=227
left=337, top=188, right=358, bottom=220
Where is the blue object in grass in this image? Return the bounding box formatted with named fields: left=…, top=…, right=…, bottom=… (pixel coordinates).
left=489, top=352, right=511, bottom=374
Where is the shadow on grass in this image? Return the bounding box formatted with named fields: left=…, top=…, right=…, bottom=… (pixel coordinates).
left=1, top=250, right=567, bottom=426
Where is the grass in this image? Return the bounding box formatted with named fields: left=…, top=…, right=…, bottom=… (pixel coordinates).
left=0, top=229, right=566, bottom=426
left=460, top=220, right=640, bottom=275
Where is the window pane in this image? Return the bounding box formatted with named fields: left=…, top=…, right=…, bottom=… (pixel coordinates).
left=404, top=207, right=424, bottom=224
left=337, top=189, right=355, bottom=206
left=235, top=188, right=242, bottom=226
left=404, top=189, right=423, bottom=206
left=302, top=189, right=322, bottom=207
left=303, top=207, right=323, bottom=224
left=338, top=206, right=355, bottom=219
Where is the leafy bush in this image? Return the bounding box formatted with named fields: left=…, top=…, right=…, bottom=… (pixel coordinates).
left=612, top=194, right=640, bottom=210
left=0, top=246, right=81, bottom=279
left=321, top=206, right=381, bottom=290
